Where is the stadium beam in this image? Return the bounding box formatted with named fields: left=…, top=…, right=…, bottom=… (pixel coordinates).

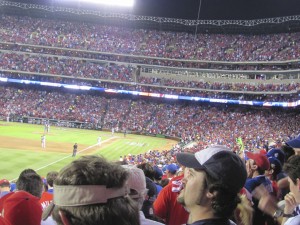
left=62, top=0, right=135, bottom=7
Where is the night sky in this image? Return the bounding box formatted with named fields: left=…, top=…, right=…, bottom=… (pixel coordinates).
left=4, top=0, right=300, bottom=20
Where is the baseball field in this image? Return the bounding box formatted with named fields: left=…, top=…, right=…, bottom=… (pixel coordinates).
left=0, top=122, right=177, bottom=181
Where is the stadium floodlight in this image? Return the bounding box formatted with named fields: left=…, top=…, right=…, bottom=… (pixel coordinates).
left=62, top=0, right=135, bottom=7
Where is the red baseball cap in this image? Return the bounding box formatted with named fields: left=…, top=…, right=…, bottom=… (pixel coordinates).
left=0, top=217, right=11, bottom=225
left=246, top=152, right=270, bottom=171
left=2, top=191, right=42, bottom=225
left=0, top=179, right=10, bottom=186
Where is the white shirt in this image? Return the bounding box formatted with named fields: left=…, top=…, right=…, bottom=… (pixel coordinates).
left=139, top=211, right=164, bottom=225
left=284, top=214, right=300, bottom=225
left=41, top=216, right=56, bottom=225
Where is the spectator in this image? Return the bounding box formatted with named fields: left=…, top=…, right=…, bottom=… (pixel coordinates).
left=153, top=166, right=163, bottom=195
left=281, top=155, right=300, bottom=225
left=0, top=180, right=11, bottom=198
left=39, top=171, right=58, bottom=209
left=123, top=165, right=164, bottom=225
left=286, top=135, right=300, bottom=155
left=2, top=190, right=42, bottom=225
left=245, top=151, right=274, bottom=225
left=176, top=145, right=247, bottom=225
left=266, top=157, right=283, bottom=199
left=277, top=137, right=300, bottom=196
left=267, top=149, right=285, bottom=168
left=16, top=170, right=44, bottom=198
left=153, top=165, right=189, bottom=225
left=42, top=155, right=140, bottom=225
left=165, top=164, right=178, bottom=180
left=0, top=169, right=43, bottom=215
left=136, top=163, right=158, bottom=220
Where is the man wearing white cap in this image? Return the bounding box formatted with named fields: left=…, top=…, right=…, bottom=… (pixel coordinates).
left=123, top=165, right=164, bottom=225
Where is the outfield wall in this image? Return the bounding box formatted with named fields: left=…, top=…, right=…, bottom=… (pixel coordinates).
left=2, top=116, right=181, bottom=142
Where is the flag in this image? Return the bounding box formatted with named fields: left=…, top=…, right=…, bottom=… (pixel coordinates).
left=236, top=137, right=244, bottom=151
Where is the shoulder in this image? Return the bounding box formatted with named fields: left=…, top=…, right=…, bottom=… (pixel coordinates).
left=284, top=215, right=300, bottom=225
left=140, top=211, right=164, bottom=225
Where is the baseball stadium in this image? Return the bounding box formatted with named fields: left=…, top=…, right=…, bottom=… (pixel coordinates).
left=0, top=0, right=300, bottom=225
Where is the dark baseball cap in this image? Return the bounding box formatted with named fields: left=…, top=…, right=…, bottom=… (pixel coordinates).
left=177, top=145, right=247, bottom=193
left=286, top=135, right=300, bottom=149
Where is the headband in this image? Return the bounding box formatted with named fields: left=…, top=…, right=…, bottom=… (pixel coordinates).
left=42, top=184, right=129, bottom=221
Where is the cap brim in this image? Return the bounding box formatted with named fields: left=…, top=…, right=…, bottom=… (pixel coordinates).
left=176, top=152, right=203, bottom=169
left=42, top=202, right=55, bottom=221
left=286, top=139, right=300, bottom=148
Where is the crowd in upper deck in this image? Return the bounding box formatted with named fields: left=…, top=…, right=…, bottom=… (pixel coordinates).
left=0, top=15, right=300, bottom=62
left=0, top=52, right=299, bottom=96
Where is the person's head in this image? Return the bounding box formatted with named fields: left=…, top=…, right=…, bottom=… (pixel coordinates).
left=136, top=163, right=155, bottom=180
left=2, top=190, right=42, bottom=225
left=176, top=145, right=247, bottom=220
left=153, top=166, right=163, bottom=182
left=18, top=168, right=36, bottom=176
left=283, top=155, right=300, bottom=204
left=122, top=165, right=147, bottom=210
left=266, top=148, right=285, bottom=165
left=285, top=135, right=300, bottom=156
left=265, top=157, right=282, bottom=180
left=46, top=171, right=59, bottom=188
left=0, top=179, right=11, bottom=193
left=44, top=155, right=139, bottom=225
left=246, top=152, right=270, bottom=177
left=286, top=135, right=300, bottom=151
left=16, top=171, right=43, bottom=198
left=281, top=145, right=295, bottom=161
left=166, top=164, right=178, bottom=178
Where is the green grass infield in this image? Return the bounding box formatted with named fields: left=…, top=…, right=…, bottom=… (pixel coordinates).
left=0, top=122, right=177, bottom=181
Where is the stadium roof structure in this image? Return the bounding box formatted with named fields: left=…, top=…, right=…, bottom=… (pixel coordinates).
left=2, top=0, right=300, bottom=34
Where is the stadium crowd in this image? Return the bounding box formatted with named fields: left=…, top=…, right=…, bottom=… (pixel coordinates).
left=0, top=85, right=299, bottom=149
left=1, top=12, right=300, bottom=225
left=0, top=52, right=299, bottom=100
left=1, top=71, right=299, bottom=102
left=1, top=15, right=300, bottom=62
left=1, top=42, right=300, bottom=71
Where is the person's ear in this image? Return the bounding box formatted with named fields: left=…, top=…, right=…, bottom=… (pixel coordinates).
left=59, top=210, right=72, bottom=225
left=269, top=169, right=274, bottom=175
left=206, top=191, right=214, bottom=199
left=251, top=164, right=258, bottom=170
left=297, top=178, right=300, bottom=190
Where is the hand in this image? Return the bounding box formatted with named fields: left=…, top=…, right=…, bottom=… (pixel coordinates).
left=258, top=193, right=278, bottom=216
left=284, top=192, right=297, bottom=214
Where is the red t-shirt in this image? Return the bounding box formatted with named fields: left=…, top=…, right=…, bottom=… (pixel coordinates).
left=0, top=192, right=14, bottom=216
left=153, top=175, right=189, bottom=225
left=39, top=191, right=53, bottom=210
